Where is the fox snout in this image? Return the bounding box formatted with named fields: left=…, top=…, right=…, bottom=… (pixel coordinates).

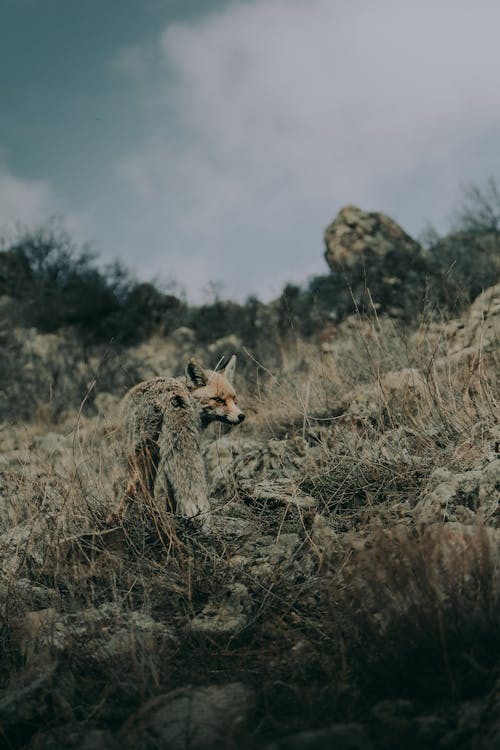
left=215, top=398, right=244, bottom=425
left=226, top=409, right=245, bottom=424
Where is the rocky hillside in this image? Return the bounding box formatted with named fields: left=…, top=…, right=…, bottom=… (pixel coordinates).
left=0, top=206, right=499, bottom=749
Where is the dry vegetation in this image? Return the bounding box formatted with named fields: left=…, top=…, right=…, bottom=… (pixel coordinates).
left=1, top=188, right=500, bottom=747
left=1, top=286, right=499, bottom=749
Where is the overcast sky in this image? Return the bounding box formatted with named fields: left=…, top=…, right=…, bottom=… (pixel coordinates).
left=1, top=0, right=500, bottom=301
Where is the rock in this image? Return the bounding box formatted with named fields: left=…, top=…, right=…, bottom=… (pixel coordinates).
left=204, top=435, right=259, bottom=493
left=443, top=282, right=500, bottom=355
left=265, top=722, right=373, bottom=749
left=409, top=282, right=500, bottom=389
left=10, top=603, right=176, bottom=667
left=324, top=205, right=428, bottom=317
left=30, top=725, right=118, bottom=750
left=205, top=435, right=309, bottom=501
left=325, top=205, right=423, bottom=269
left=413, top=461, right=500, bottom=525
left=119, top=682, right=254, bottom=750
left=0, top=663, right=75, bottom=746
left=190, top=583, right=251, bottom=636
left=244, top=532, right=305, bottom=581
left=0, top=516, right=55, bottom=577
left=3, top=577, right=59, bottom=611
left=370, top=700, right=448, bottom=749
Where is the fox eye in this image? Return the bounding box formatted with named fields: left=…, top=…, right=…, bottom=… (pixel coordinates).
left=214, top=396, right=225, bottom=404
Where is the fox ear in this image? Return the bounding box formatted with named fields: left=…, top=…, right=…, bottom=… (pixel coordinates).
left=186, top=359, right=208, bottom=388
left=223, top=354, right=237, bottom=384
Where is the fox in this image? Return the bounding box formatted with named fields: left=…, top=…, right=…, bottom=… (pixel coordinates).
left=111, top=355, right=244, bottom=529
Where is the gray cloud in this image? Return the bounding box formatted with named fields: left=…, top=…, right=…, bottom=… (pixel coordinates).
left=0, top=165, right=56, bottom=233
left=106, top=0, right=500, bottom=298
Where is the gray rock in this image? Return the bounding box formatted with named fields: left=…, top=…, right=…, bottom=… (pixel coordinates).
left=443, top=282, right=500, bottom=355
left=0, top=516, right=55, bottom=576
left=190, top=583, right=251, bottom=636
left=324, top=205, right=428, bottom=317
left=266, top=722, right=373, bottom=749
left=324, top=205, right=423, bottom=271
left=0, top=663, right=75, bottom=741
left=119, top=682, right=254, bottom=750
left=414, top=462, right=500, bottom=525
left=30, top=726, right=118, bottom=750
left=11, top=603, right=176, bottom=667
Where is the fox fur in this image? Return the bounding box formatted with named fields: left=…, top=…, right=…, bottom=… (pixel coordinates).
left=114, top=355, right=244, bottom=528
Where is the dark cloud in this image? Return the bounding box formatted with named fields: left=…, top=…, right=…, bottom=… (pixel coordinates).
left=4, top=0, right=500, bottom=300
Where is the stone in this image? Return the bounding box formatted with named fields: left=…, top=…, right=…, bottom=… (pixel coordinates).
left=324, top=205, right=428, bottom=318
left=190, top=583, right=251, bottom=636
left=10, top=603, right=176, bottom=667
left=413, top=462, right=500, bottom=525
left=119, top=682, right=254, bottom=750
left=265, top=722, right=373, bottom=749
left=324, top=206, right=423, bottom=270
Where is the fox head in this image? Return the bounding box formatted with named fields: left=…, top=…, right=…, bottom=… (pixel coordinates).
left=186, top=355, right=245, bottom=427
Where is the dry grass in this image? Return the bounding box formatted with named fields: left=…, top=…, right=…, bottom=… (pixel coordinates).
left=0, top=309, right=499, bottom=748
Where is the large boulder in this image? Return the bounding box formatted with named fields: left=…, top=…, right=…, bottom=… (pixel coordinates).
left=324, top=205, right=422, bottom=269
left=324, top=205, right=429, bottom=318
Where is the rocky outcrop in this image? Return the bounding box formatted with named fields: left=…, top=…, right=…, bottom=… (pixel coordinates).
left=440, top=281, right=500, bottom=358
left=324, top=205, right=429, bottom=318
left=414, top=462, right=500, bottom=525
left=324, top=205, right=423, bottom=270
